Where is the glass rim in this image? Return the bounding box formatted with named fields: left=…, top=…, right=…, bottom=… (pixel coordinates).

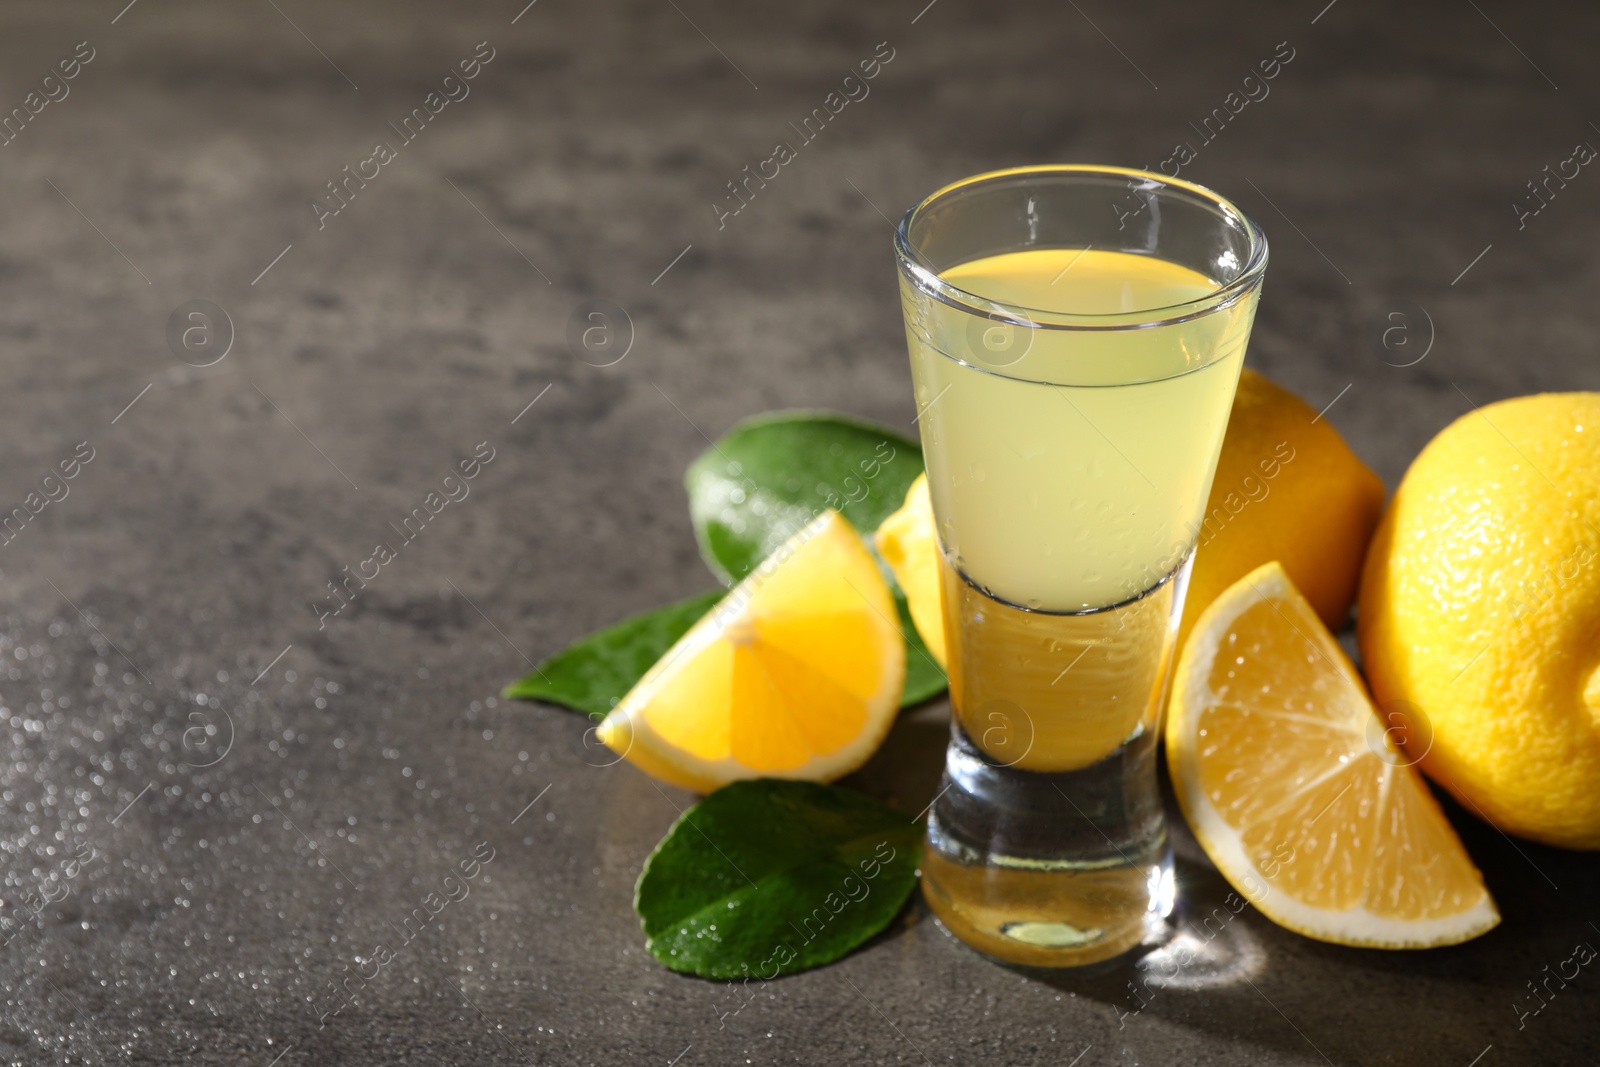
left=894, top=164, right=1269, bottom=332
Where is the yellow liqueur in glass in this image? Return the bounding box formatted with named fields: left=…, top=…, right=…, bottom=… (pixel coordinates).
left=895, top=169, right=1266, bottom=966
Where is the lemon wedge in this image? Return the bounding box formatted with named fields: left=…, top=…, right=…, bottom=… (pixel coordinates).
left=1168, top=561, right=1498, bottom=948
left=598, top=510, right=905, bottom=793
left=874, top=473, right=946, bottom=668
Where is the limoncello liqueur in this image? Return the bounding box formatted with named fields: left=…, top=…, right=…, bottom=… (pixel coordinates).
left=907, top=245, right=1258, bottom=965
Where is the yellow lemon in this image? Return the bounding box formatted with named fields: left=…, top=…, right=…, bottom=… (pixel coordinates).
left=1169, top=561, right=1499, bottom=948
left=1178, top=369, right=1386, bottom=653
left=1359, top=392, right=1600, bottom=849
left=874, top=473, right=946, bottom=668
left=597, top=510, right=905, bottom=793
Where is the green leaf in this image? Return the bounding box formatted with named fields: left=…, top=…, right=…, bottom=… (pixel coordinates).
left=896, top=592, right=947, bottom=706
left=635, top=779, right=921, bottom=979
left=685, top=411, right=924, bottom=584
left=502, top=590, right=724, bottom=718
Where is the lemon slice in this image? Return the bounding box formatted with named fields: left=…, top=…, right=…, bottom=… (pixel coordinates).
left=874, top=473, right=946, bottom=668
left=1167, top=561, right=1499, bottom=948
left=598, top=510, right=905, bottom=793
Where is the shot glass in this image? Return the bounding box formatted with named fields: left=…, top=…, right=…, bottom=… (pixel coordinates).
left=894, top=165, right=1267, bottom=966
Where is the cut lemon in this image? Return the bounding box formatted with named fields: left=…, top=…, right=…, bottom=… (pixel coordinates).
left=1167, top=561, right=1499, bottom=948
left=874, top=473, right=946, bottom=668
left=597, top=510, right=905, bottom=793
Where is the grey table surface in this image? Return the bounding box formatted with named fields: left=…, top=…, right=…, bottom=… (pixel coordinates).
left=2, top=0, right=1598, bottom=1063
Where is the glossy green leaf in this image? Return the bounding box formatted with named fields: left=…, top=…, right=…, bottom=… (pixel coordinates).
left=685, top=411, right=924, bottom=584
left=635, top=779, right=920, bottom=979
left=502, top=590, right=723, bottom=718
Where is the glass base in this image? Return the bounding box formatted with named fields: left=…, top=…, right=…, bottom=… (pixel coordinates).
left=922, top=720, right=1174, bottom=968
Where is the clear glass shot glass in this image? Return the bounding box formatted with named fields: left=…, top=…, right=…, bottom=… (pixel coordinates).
left=894, top=165, right=1268, bottom=967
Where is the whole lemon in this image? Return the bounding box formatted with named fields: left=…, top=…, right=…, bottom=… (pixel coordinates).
left=1359, top=392, right=1600, bottom=850
left=1177, top=369, right=1386, bottom=653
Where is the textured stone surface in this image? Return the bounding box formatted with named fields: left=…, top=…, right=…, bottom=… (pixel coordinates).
left=1, top=0, right=1596, bottom=1063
